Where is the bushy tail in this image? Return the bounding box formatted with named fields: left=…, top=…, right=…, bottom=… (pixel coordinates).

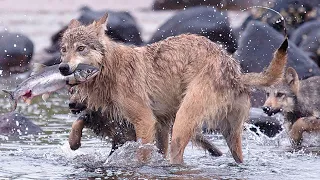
left=2, top=89, right=17, bottom=111
left=242, top=38, right=288, bottom=87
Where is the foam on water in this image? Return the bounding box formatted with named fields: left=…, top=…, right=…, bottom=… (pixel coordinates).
left=104, top=141, right=168, bottom=168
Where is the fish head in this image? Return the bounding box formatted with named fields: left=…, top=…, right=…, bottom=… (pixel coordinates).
left=67, top=63, right=100, bottom=86
left=74, top=63, right=100, bottom=82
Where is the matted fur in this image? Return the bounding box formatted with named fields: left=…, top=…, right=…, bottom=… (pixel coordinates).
left=60, top=13, right=288, bottom=164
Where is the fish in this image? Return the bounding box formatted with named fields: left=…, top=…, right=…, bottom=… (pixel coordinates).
left=2, top=63, right=99, bottom=111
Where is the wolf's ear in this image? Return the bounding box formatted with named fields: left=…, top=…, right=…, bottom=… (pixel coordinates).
left=68, top=19, right=81, bottom=29
left=285, top=67, right=299, bottom=94
left=94, top=12, right=108, bottom=35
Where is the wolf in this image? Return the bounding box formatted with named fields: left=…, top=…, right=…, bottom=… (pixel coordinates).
left=68, top=88, right=224, bottom=157
left=263, top=67, right=320, bottom=146
left=58, top=13, right=288, bottom=164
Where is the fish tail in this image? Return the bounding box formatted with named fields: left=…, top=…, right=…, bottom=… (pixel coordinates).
left=2, top=89, right=17, bottom=111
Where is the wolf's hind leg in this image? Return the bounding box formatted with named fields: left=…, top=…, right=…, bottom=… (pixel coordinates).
left=155, top=118, right=171, bottom=157
left=220, top=96, right=249, bottom=163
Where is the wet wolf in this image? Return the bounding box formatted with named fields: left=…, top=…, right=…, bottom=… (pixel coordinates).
left=263, top=67, right=320, bottom=147
left=59, top=13, right=288, bottom=164
left=68, top=88, right=224, bottom=157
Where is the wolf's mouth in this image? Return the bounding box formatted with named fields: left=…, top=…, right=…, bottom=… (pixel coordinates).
left=262, top=106, right=282, bottom=116
left=70, top=109, right=82, bottom=114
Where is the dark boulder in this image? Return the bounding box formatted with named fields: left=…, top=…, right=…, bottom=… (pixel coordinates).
left=0, top=31, right=34, bottom=75
left=241, top=0, right=320, bottom=36
left=250, top=89, right=267, bottom=109
left=39, top=7, right=143, bottom=65
left=290, top=20, right=320, bottom=66
left=247, top=108, right=283, bottom=138
left=235, top=21, right=320, bottom=107
left=236, top=20, right=320, bottom=79
left=152, top=0, right=263, bottom=11
left=203, top=107, right=283, bottom=137
left=53, top=7, right=143, bottom=47
left=0, top=112, right=42, bottom=136
left=148, top=6, right=237, bottom=53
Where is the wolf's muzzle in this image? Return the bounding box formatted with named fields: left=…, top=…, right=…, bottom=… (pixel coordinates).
left=69, top=102, right=87, bottom=114
left=59, top=63, right=73, bottom=76
left=262, top=106, right=281, bottom=116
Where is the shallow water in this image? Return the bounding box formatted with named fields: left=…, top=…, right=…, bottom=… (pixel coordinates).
left=0, top=76, right=320, bottom=180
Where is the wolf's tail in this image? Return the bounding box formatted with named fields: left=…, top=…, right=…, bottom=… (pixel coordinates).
left=2, top=89, right=17, bottom=111
left=241, top=38, right=288, bottom=87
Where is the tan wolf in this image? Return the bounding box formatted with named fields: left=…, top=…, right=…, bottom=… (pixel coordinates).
left=59, top=13, right=288, bottom=164
left=68, top=88, right=225, bottom=157
left=263, top=67, right=320, bottom=147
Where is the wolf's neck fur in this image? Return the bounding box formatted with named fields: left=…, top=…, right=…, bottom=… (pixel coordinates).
left=77, top=37, right=147, bottom=118
left=284, top=94, right=310, bottom=126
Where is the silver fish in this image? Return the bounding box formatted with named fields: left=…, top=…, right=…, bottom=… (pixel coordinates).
left=2, top=63, right=99, bottom=111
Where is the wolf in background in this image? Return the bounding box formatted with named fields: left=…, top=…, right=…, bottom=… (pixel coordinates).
left=263, top=67, right=320, bottom=147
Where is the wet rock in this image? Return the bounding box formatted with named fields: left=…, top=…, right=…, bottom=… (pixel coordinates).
left=247, top=107, right=283, bottom=138
left=74, top=7, right=143, bottom=46
left=0, top=31, right=34, bottom=75
left=241, top=0, right=320, bottom=36
left=149, top=6, right=237, bottom=53
left=37, top=7, right=143, bottom=65
left=0, top=112, right=42, bottom=136
left=236, top=21, right=320, bottom=107
left=152, top=0, right=263, bottom=11
left=236, top=20, right=320, bottom=80
left=32, top=51, right=61, bottom=66
left=250, top=89, right=266, bottom=109
left=290, top=20, right=320, bottom=66
left=203, top=107, right=283, bottom=137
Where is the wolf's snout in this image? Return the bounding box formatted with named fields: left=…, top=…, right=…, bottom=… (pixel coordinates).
left=262, top=106, right=271, bottom=114
left=69, top=102, right=87, bottom=114
left=69, top=102, right=77, bottom=109
left=262, top=106, right=281, bottom=116
left=59, top=63, right=72, bottom=76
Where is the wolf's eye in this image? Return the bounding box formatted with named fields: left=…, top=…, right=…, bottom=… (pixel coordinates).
left=276, top=92, right=285, bottom=98
left=77, top=46, right=86, bottom=52
left=61, top=47, right=66, bottom=53
left=266, top=92, right=270, bottom=97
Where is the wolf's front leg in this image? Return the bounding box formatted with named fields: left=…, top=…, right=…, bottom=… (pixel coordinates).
left=122, top=98, right=156, bottom=161
left=290, top=116, right=320, bottom=147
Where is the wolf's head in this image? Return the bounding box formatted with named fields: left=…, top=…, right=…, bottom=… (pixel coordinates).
left=59, top=13, right=109, bottom=76
left=68, top=87, right=87, bottom=114
left=262, top=67, right=300, bottom=116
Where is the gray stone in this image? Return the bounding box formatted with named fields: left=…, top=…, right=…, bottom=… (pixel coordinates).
left=149, top=6, right=237, bottom=53
left=0, top=32, right=34, bottom=75
left=0, top=112, right=42, bottom=136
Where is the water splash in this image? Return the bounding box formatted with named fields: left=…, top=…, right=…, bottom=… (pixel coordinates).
left=104, top=141, right=168, bottom=168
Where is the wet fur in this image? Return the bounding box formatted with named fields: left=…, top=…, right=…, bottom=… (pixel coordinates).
left=60, top=13, right=288, bottom=164
left=68, top=92, right=223, bottom=157
left=264, top=68, right=320, bottom=147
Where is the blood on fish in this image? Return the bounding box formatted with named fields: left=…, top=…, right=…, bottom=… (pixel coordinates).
left=23, top=90, right=32, bottom=98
